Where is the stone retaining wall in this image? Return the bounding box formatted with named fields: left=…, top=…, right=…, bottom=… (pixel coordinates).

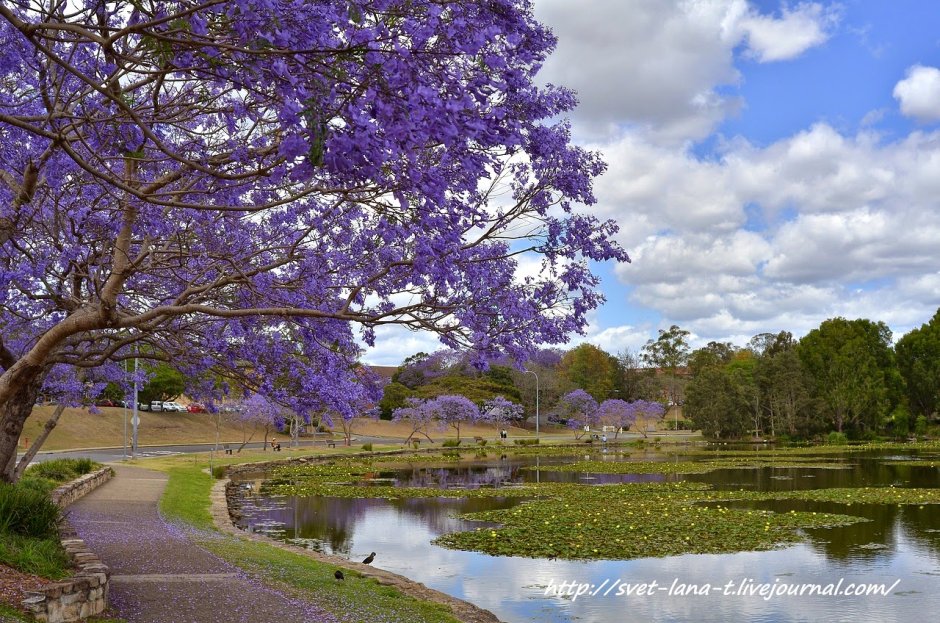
left=22, top=467, right=113, bottom=623
left=50, top=468, right=113, bottom=508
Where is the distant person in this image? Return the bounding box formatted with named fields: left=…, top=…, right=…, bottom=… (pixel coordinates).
left=601, top=434, right=607, bottom=444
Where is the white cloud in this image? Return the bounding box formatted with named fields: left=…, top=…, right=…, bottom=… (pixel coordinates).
left=360, top=324, right=443, bottom=366
left=535, top=0, right=837, bottom=141
left=893, top=64, right=940, bottom=122
left=582, top=323, right=652, bottom=354
left=597, top=122, right=940, bottom=345
left=737, top=2, right=837, bottom=62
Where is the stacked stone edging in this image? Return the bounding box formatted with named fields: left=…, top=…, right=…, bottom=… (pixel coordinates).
left=22, top=467, right=113, bottom=623
left=49, top=468, right=113, bottom=508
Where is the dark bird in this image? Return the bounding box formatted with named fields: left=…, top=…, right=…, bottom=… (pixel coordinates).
left=362, top=552, right=376, bottom=565
left=334, top=570, right=344, bottom=580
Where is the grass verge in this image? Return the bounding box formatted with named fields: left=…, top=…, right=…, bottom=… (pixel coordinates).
left=159, top=465, right=462, bottom=623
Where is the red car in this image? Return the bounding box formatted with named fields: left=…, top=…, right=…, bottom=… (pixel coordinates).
left=187, top=403, right=207, bottom=413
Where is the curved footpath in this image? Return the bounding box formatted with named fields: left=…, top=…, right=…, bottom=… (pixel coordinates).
left=68, top=465, right=335, bottom=623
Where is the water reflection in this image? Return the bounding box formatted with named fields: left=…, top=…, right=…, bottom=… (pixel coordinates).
left=233, top=451, right=940, bottom=622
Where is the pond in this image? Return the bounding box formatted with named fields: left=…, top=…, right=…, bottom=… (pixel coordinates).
left=231, top=448, right=940, bottom=622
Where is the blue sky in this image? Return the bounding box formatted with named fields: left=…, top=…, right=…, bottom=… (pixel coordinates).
left=362, top=0, right=940, bottom=366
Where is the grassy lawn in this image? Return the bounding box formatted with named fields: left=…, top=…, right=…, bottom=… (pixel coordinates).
left=157, top=462, right=462, bottom=623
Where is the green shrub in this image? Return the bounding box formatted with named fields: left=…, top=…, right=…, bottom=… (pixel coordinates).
left=412, top=440, right=420, bottom=449
left=513, top=438, right=539, bottom=446
left=477, top=439, right=487, bottom=447
left=361, top=443, right=373, bottom=451
left=915, top=415, right=928, bottom=436
left=16, top=476, right=58, bottom=496
left=211, top=465, right=227, bottom=480
left=0, top=484, right=61, bottom=538
left=442, top=439, right=461, bottom=447
left=891, top=406, right=911, bottom=437
left=25, top=458, right=100, bottom=484
left=826, top=431, right=848, bottom=445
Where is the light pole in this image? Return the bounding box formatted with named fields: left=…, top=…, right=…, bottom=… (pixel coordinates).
left=523, top=369, right=539, bottom=440
left=131, top=357, right=139, bottom=458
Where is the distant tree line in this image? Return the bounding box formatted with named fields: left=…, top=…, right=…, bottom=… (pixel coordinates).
left=381, top=307, right=940, bottom=441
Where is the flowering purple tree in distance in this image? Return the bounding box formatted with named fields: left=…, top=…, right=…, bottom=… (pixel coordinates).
left=422, top=395, right=480, bottom=441
left=631, top=400, right=667, bottom=438
left=481, top=395, right=524, bottom=433
left=552, top=389, right=599, bottom=439
left=595, top=399, right=636, bottom=439
left=0, top=1, right=629, bottom=481
left=392, top=398, right=439, bottom=444
left=230, top=393, right=288, bottom=453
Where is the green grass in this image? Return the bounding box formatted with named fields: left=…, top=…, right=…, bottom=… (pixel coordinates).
left=159, top=467, right=214, bottom=530
left=0, top=533, right=70, bottom=579
left=0, top=603, right=31, bottom=622
left=159, top=466, right=462, bottom=623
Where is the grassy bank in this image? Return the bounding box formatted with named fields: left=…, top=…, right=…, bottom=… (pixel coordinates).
left=158, top=464, right=462, bottom=623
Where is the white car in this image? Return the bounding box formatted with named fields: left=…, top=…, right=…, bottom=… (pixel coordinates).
left=161, top=401, right=187, bottom=412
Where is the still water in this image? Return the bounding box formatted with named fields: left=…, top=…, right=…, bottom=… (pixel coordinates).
left=232, top=450, right=940, bottom=623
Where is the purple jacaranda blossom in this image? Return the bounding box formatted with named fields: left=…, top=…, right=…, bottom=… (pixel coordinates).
left=0, top=1, right=629, bottom=480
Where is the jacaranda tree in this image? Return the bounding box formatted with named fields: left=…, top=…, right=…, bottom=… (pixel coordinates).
left=0, top=0, right=627, bottom=481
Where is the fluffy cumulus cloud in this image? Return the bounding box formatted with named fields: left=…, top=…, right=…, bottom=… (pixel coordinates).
left=893, top=65, right=940, bottom=122
left=604, top=124, right=940, bottom=344
left=736, top=2, right=838, bottom=62
left=534, top=0, right=836, bottom=142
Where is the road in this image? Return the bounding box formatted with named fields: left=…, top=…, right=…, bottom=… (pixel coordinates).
left=18, top=435, right=407, bottom=464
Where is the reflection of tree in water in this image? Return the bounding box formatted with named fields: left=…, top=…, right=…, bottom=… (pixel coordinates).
left=390, top=464, right=514, bottom=489
left=895, top=504, right=940, bottom=564
left=238, top=492, right=522, bottom=557
left=386, top=496, right=521, bottom=535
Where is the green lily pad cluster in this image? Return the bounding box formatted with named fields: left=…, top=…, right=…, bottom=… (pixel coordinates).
left=523, top=457, right=850, bottom=475
left=432, top=484, right=864, bottom=560
left=770, top=487, right=940, bottom=505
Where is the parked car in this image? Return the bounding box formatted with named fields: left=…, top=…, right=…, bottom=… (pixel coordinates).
left=150, top=401, right=164, bottom=412
left=187, top=403, right=207, bottom=413
left=95, top=399, right=116, bottom=407
left=162, top=401, right=187, bottom=412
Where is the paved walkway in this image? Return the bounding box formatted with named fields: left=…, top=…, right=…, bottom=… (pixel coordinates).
left=68, top=466, right=334, bottom=623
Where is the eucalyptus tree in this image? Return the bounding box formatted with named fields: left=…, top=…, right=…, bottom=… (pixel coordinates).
left=641, top=325, right=691, bottom=426
left=895, top=309, right=940, bottom=419
left=0, top=1, right=627, bottom=479
left=798, top=318, right=897, bottom=434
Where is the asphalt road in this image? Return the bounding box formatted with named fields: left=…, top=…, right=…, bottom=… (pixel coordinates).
left=18, top=435, right=408, bottom=464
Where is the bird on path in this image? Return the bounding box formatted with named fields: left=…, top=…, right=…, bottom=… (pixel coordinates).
left=334, top=570, right=344, bottom=580
left=362, top=552, right=376, bottom=565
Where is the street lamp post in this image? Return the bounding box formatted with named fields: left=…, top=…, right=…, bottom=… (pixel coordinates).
left=523, top=369, right=539, bottom=440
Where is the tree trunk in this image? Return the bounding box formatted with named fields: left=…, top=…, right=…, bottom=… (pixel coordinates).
left=0, top=376, right=43, bottom=483
left=13, top=403, right=67, bottom=480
